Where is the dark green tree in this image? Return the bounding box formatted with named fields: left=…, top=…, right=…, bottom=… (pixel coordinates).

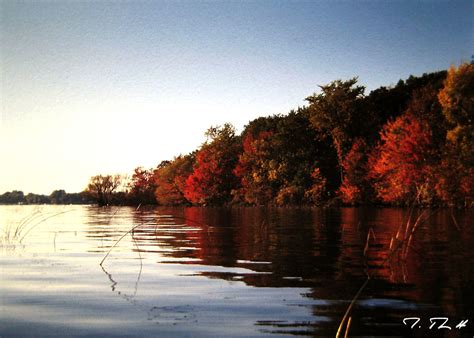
left=50, top=190, right=67, bottom=204
left=306, top=78, right=366, bottom=183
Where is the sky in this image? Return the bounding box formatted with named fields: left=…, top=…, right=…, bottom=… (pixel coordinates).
left=0, top=0, right=472, bottom=195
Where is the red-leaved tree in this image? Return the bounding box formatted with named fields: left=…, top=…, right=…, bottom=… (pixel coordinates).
left=128, top=167, right=157, bottom=205
left=155, top=155, right=195, bottom=205
left=184, top=124, right=240, bottom=205
left=339, top=138, right=372, bottom=204
left=369, top=113, right=433, bottom=204
left=232, top=131, right=276, bottom=205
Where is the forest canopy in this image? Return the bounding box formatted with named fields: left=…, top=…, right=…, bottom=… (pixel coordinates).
left=88, top=63, right=474, bottom=208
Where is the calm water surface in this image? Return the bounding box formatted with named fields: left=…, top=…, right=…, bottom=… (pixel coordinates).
left=1, top=205, right=473, bottom=337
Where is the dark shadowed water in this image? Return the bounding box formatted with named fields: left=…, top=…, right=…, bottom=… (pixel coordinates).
left=1, top=205, right=473, bottom=337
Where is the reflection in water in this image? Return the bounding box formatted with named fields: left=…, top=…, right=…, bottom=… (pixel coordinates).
left=101, top=260, right=142, bottom=304
left=83, top=206, right=474, bottom=336
left=1, top=205, right=472, bottom=337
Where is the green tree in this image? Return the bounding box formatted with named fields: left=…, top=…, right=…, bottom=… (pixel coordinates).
left=306, top=78, right=366, bottom=182
left=273, top=109, right=335, bottom=204
left=0, top=191, right=25, bottom=204
left=49, top=190, right=67, bottom=204
left=234, top=110, right=335, bottom=205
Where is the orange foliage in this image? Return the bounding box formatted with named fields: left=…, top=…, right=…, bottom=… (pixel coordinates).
left=184, top=125, right=240, bottom=205
left=433, top=150, right=474, bottom=207
left=184, top=148, right=223, bottom=204
left=129, top=167, right=156, bottom=205
left=155, top=156, right=194, bottom=205
left=339, top=139, right=370, bottom=204
left=232, top=131, right=275, bottom=205
left=275, top=185, right=301, bottom=206
left=304, top=167, right=327, bottom=204
left=339, top=182, right=362, bottom=204
left=369, top=113, right=432, bottom=204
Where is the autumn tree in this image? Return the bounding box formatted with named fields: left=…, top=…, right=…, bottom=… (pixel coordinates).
left=232, top=115, right=281, bottom=204
left=433, top=154, right=474, bottom=207
left=306, top=78, right=366, bottom=183
left=233, top=110, right=335, bottom=205
left=435, top=63, right=474, bottom=206
left=155, top=154, right=195, bottom=205
left=438, top=63, right=474, bottom=167
left=363, top=70, right=447, bottom=136
left=232, top=130, right=277, bottom=204
left=85, top=174, right=122, bottom=206
left=304, top=167, right=328, bottom=205
left=128, top=167, right=157, bottom=205
left=184, top=124, right=241, bottom=205
left=368, top=113, right=433, bottom=205
left=338, top=139, right=372, bottom=204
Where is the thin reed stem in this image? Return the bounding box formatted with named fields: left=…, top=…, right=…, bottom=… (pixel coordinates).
left=130, top=230, right=143, bottom=297
left=99, top=213, right=212, bottom=266
left=344, top=316, right=352, bottom=338
left=19, top=210, right=72, bottom=243
left=335, top=195, right=434, bottom=337
left=336, top=278, right=370, bottom=338
left=363, top=228, right=376, bottom=257
left=100, top=221, right=149, bottom=266
left=450, top=209, right=460, bottom=231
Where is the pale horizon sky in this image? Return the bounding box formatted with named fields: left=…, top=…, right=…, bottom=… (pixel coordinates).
left=1, top=0, right=472, bottom=195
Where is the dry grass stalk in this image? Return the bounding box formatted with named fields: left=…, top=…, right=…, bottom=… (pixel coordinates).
left=100, top=213, right=212, bottom=266
left=100, top=221, right=149, bottom=266
left=363, top=228, right=376, bottom=257
left=402, top=210, right=429, bottom=259
left=2, top=209, right=72, bottom=245
left=344, top=316, right=352, bottom=338
left=450, top=210, right=460, bottom=231
left=336, top=193, right=436, bottom=337
left=19, top=210, right=72, bottom=243
left=335, top=278, right=370, bottom=338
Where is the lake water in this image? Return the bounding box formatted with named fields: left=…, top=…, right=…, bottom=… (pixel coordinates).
left=1, top=205, right=473, bottom=337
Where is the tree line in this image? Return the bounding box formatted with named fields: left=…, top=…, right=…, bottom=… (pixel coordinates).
left=0, top=190, right=91, bottom=205
left=117, top=63, right=472, bottom=207
left=3, top=64, right=471, bottom=207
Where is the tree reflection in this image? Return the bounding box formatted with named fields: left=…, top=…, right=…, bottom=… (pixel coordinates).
left=85, top=206, right=474, bottom=336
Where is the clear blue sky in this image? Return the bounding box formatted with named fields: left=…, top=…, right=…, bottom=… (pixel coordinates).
left=1, top=0, right=472, bottom=194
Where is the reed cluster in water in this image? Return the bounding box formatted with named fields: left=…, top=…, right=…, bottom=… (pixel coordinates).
left=336, top=204, right=446, bottom=337
left=1, top=209, right=71, bottom=246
